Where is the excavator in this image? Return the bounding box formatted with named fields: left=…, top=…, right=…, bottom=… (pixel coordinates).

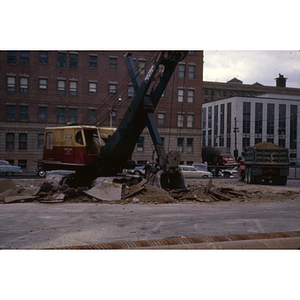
left=37, top=51, right=188, bottom=190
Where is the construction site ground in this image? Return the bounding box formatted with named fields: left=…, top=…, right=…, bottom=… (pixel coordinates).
left=1, top=177, right=300, bottom=249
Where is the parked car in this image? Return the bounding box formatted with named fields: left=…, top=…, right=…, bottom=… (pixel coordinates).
left=218, top=154, right=237, bottom=166
left=0, top=160, right=22, bottom=176
left=221, top=167, right=238, bottom=178
left=193, top=163, right=208, bottom=171
left=179, top=165, right=212, bottom=178
left=127, top=165, right=146, bottom=175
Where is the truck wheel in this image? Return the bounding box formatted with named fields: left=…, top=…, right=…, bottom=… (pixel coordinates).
left=38, top=170, right=46, bottom=177
left=246, top=168, right=253, bottom=184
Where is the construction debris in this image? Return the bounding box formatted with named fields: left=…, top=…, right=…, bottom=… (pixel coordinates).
left=0, top=176, right=299, bottom=205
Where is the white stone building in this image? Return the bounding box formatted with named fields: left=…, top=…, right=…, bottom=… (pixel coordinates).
left=202, top=93, right=300, bottom=165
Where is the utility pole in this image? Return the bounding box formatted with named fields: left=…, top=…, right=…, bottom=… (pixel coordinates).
left=233, top=117, right=239, bottom=161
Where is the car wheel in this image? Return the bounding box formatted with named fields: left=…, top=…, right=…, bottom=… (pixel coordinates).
left=134, top=170, right=141, bottom=175
left=38, top=170, right=46, bottom=177
left=203, top=175, right=208, bottom=178
left=6, top=171, right=14, bottom=176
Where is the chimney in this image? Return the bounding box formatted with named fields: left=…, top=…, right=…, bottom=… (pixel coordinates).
left=275, top=73, right=287, bottom=87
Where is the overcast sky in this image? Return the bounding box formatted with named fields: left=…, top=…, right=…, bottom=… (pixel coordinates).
left=203, top=51, right=300, bottom=88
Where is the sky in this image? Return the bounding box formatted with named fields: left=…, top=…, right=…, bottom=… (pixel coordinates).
left=203, top=51, right=300, bottom=88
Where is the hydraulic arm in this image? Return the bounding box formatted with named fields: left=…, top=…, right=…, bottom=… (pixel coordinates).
left=98, top=51, right=188, bottom=189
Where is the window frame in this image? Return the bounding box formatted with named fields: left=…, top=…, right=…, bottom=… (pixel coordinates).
left=19, top=133, right=28, bottom=150
left=109, top=83, right=117, bottom=95
left=20, top=51, right=29, bottom=65
left=89, top=55, right=97, bottom=68
left=187, top=89, right=195, bottom=103
left=57, top=80, right=66, bottom=95
left=7, top=51, right=17, bottom=64
left=39, top=51, right=48, bottom=63
left=109, top=57, right=118, bottom=69
left=70, top=54, right=78, bottom=69
left=7, top=76, right=16, bottom=92
left=19, top=105, right=28, bottom=121
left=89, top=82, right=97, bottom=94
left=178, top=89, right=185, bottom=103
left=57, top=107, right=66, bottom=123
left=69, top=81, right=78, bottom=96
left=58, top=53, right=66, bottom=68
left=188, top=65, right=195, bottom=79
left=177, top=114, right=185, bottom=128
left=6, top=105, right=16, bottom=120
left=6, top=133, right=15, bottom=150
left=20, top=77, right=29, bottom=93
left=178, top=64, right=186, bottom=78
left=38, top=107, right=47, bottom=119
left=39, top=78, right=48, bottom=91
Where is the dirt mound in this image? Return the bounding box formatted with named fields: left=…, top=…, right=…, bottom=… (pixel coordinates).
left=248, top=142, right=284, bottom=149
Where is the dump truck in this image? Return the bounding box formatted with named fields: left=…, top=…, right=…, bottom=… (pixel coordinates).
left=237, top=142, right=289, bottom=185
left=37, top=51, right=188, bottom=190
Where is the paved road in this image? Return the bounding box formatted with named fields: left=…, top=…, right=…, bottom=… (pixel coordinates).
left=1, top=198, right=300, bottom=249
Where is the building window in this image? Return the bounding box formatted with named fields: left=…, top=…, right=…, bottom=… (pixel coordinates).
left=208, top=130, right=212, bottom=147
left=89, top=82, right=97, bottom=94
left=267, top=103, right=274, bottom=143
left=177, top=138, right=184, bottom=152
left=6, top=133, right=15, bottom=150
left=177, top=114, right=184, bottom=127
left=39, top=78, right=48, bottom=90
left=58, top=53, right=66, bottom=68
left=70, top=54, right=78, bottom=69
left=19, top=106, right=28, bottom=121
left=255, top=103, right=263, bottom=145
left=69, top=81, right=78, bottom=96
left=89, top=55, right=97, bottom=68
left=110, top=57, right=118, bottom=69
left=69, top=108, right=77, bottom=123
left=57, top=108, right=66, bottom=123
left=220, top=104, right=225, bottom=147
left=223, top=91, right=227, bottom=97
left=20, top=77, right=29, bottom=93
left=243, top=102, right=251, bottom=149
left=178, top=64, right=185, bottom=78
left=88, top=109, right=97, bottom=121
left=202, top=108, right=206, bottom=129
left=187, top=138, right=193, bottom=153
left=208, top=106, right=212, bottom=128
left=128, top=85, right=134, bottom=99
left=188, top=65, right=195, bottom=79
left=6, top=105, right=15, bottom=120
left=188, top=89, right=194, bottom=103
left=138, top=60, right=146, bottom=75
left=39, top=51, right=48, bottom=63
left=18, top=160, right=27, bottom=170
left=19, top=133, right=27, bottom=150
left=38, top=133, right=44, bottom=148
left=20, top=51, right=29, bottom=64
left=202, top=131, right=206, bottom=148
left=57, top=80, right=66, bottom=95
left=7, top=51, right=17, bottom=64
left=204, top=90, right=208, bottom=96
left=38, top=107, right=47, bottom=119
left=278, top=104, right=286, bottom=148
left=214, top=105, right=218, bottom=146
left=290, top=105, right=297, bottom=158
left=178, top=89, right=185, bottom=102
left=137, top=137, right=144, bottom=152
left=109, top=84, right=117, bottom=95
left=7, top=76, right=16, bottom=92
left=187, top=115, right=194, bottom=128
left=158, top=113, right=165, bottom=125
left=226, top=102, right=232, bottom=151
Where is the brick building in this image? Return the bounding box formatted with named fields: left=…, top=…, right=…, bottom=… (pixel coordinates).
left=0, top=50, right=203, bottom=171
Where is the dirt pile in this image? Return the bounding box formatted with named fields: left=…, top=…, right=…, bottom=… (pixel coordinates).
left=0, top=177, right=299, bottom=204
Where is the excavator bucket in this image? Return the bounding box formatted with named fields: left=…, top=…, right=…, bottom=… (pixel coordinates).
left=147, top=169, right=187, bottom=190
